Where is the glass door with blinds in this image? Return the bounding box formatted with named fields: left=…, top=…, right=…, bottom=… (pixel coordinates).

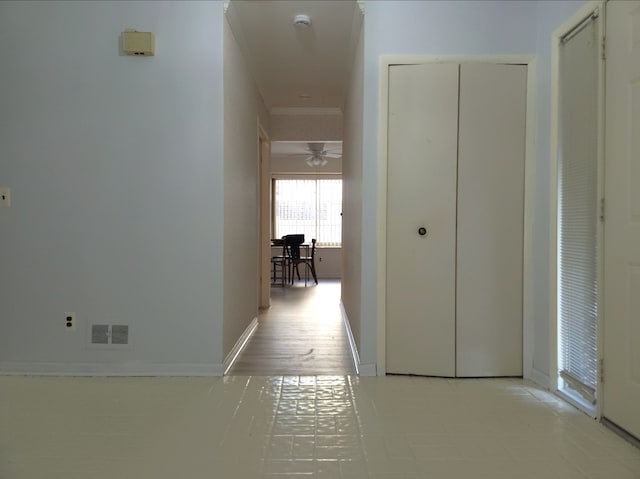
left=556, top=9, right=603, bottom=413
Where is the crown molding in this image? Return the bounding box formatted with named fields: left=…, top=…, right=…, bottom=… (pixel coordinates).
left=270, top=107, right=343, bottom=116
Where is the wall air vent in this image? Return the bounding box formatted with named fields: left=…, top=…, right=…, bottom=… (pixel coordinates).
left=90, top=324, right=130, bottom=347
left=91, top=325, right=109, bottom=344
left=111, top=325, right=129, bottom=345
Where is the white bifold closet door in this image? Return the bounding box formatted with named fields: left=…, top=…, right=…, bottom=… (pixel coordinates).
left=386, top=63, right=459, bottom=377
left=456, top=64, right=526, bottom=377
left=386, top=62, right=526, bottom=377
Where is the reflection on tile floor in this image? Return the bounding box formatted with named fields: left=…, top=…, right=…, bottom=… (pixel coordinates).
left=1, top=375, right=639, bottom=478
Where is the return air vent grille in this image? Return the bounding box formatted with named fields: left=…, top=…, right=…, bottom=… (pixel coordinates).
left=90, top=324, right=130, bottom=346
left=111, top=325, right=129, bottom=345
left=91, top=325, right=109, bottom=344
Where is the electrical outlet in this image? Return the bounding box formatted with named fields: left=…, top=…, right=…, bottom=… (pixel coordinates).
left=64, top=312, right=76, bottom=331
left=0, top=188, right=10, bottom=207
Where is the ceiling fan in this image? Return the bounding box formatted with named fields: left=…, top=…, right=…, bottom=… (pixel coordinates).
left=305, top=142, right=341, bottom=167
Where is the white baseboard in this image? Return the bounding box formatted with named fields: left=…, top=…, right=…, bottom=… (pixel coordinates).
left=530, top=367, right=551, bottom=389
left=339, top=301, right=377, bottom=375
left=223, top=317, right=259, bottom=375
left=340, top=301, right=360, bottom=375
left=0, top=361, right=223, bottom=376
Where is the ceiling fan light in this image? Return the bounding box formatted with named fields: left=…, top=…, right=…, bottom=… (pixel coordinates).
left=306, top=154, right=327, bottom=168
left=304, top=142, right=336, bottom=168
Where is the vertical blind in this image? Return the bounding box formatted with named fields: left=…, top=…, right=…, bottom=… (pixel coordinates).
left=274, top=178, right=342, bottom=247
left=558, top=14, right=599, bottom=404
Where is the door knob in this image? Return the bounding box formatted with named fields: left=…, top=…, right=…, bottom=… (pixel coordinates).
left=418, top=227, right=427, bottom=236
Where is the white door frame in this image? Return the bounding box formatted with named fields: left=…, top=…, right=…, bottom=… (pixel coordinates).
left=258, top=120, right=271, bottom=309
left=376, top=54, right=537, bottom=377
left=548, top=0, right=605, bottom=417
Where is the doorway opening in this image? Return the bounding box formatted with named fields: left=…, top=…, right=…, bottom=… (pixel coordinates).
left=229, top=139, right=352, bottom=376
left=223, top=0, right=363, bottom=375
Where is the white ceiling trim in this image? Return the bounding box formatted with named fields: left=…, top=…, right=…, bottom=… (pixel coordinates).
left=270, top=107, right=343, bottom=116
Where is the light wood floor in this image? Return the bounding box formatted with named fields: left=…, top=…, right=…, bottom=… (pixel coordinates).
left=227, top=279, right=357, bottom=376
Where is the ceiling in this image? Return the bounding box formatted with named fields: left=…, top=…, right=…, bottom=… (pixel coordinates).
left=226, top=0, right=363, bottom=110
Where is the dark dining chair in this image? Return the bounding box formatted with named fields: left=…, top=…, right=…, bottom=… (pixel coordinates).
left=282, top=234, right=305, bottom=284
left=296, top=238, right=318, bottom=286
left=270, top=238, right=288, bottom=286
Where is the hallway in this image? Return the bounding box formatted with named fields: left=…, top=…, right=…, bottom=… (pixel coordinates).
left=227, top=280, right=356, bottom=376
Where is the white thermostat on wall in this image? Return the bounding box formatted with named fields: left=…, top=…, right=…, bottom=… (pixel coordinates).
left=122, top=29, right=155, bottom=56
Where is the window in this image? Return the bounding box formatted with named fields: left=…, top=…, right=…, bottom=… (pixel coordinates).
left=273, top=178, right=342, bottom=247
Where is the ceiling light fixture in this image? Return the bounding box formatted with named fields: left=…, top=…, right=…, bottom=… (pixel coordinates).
left=305, top=143, right=336, bottom=168
left=293, top=14, right=312, bottom=28
left=306, top=154, right=328, bottom=168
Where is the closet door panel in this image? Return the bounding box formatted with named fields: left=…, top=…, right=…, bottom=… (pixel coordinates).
left=386, top=63, right=459, bottom=376
left=456, top=64, right=527, bottom=377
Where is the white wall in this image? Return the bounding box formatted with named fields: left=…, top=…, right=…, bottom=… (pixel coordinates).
left=270, top=113, right=343, bottom=141
left=223, top=16, right=270, bottom=358
left=361, top=1, right=539, bottom=372
left=342, top=24, right=365, bottom=366
left=0, top=1, right=225, bottom=374
left=314, top=249, right=341, bottom=279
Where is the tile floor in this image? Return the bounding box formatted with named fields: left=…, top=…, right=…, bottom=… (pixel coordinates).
left=1, top=375, right=639, bottom=478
